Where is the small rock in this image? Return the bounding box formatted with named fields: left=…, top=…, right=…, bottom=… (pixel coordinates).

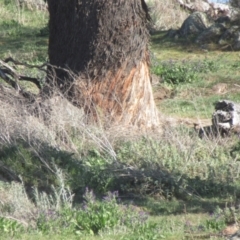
left=228, top=229, right=240, bottom=240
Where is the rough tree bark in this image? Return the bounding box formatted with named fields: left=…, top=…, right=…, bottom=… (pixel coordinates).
left=46, top=0, right=159, bottom=128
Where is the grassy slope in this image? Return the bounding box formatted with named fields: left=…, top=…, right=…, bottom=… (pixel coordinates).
left=1, top=1, right=240, bottom=240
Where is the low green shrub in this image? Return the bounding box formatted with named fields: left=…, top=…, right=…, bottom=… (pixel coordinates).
left=1, top=133, right=239, bottom=202
left=209, top=205, right=240, bottom=226
left=153, top=61, right=198, bottom=85
left=0, top=142, right=78, bottom=191
left=36, top=189, right=153, bottom=236
left=0, top=217, right=23, bottom=237
left=73, top=189, right=122, bottom=235
left=152, top=59, right=217, bottom=85
left=1, top=20, right=23, bottom=37
left=121, top=222, right=161, bottom=240
left=202, top=204, right=240, bottom=235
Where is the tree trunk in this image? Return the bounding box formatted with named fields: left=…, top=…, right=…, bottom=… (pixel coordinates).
left=46, top=0, right=159, bottom=128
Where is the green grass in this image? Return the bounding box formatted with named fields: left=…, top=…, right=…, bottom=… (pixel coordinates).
left=0, top=0, right=48, bottom=91
left=1, top=1, right=240, bottom=239
left=151, top=32, right=240, bottom=118
left=0, top=0, right=48, bottom=62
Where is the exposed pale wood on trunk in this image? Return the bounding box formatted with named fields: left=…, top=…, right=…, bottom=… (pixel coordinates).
left=73, top=61, right=159, bottom=128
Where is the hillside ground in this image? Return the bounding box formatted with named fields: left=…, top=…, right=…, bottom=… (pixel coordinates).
left=1, top=1, right=240, bottom=239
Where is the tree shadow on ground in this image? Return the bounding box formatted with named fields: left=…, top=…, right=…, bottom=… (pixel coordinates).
left=132, top=173, right=240, bottom=216
left=151, top=30, right=199, bottom=52
left=0, top=139, right=129, bottom=201
left=0, top=140, right=79, bottom=193
left=0, top=138, right=239, bottom=217
left=150, top=30, right=225, bottom=55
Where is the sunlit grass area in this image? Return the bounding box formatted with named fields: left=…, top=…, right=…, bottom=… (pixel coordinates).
left=151, top=31, right=240, bottom=119
left=0, top=0, right=240, bottom=239
left=0, top=0, right=48, bottom=62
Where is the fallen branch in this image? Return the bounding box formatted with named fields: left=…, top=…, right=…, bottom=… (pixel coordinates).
left=0, top=58, right=46, bottom=91
left=4, top=57, right=47, bottom=73
left=0, top=67, right=20, bottom=91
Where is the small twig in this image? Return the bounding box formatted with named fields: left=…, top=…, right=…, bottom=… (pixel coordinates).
left=0, top=58, right=43, bottom=90
left=4, top=57, right=48, bottom=73
left=0, top=68, right=20, bottom=91
left=0, top=59, right=18, bottom=76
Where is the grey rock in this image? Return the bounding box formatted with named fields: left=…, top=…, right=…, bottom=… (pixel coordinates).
left=196, top=23, right=226, bottom=43
left=233, top=32, right=240, bottom=50
left=215, top=16, right=231, bottom=25
left=218, top=26, right=239, bottom=45
left=179, top=12, right=214, bottom=37
left=212, top=100, right=240, bottom=137
left=229, top=229, right=240, bottom=240
left=166, top=29, right=179, bottom=38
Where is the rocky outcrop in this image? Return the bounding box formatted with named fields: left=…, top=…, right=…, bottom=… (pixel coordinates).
left=232, top=31, right=240, bottom=50
left=168, top=11, right=240, bottom=49
left=196, top=23, right=227, bottom=43
left=229, top=229, right=240, bottom=240
left=178, top=11, right=214, bottom=36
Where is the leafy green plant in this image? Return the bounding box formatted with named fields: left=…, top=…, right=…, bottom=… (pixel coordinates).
left=1, top=20, right=23, bottom=37
left=0, top=217, right=23, bottom=237
left=35, top=189, right=151, bottom=236
left=73, top=189, right=150, bottom=235
left=36, top=207, right=76, bottom=235
left=204, top=205, right=240, bottom=232
left=73, top=189, right=121, bottom=234
left=121, top=222, right=162, bottom=240
left=152, top=60, right=198, bottom=85
left=80, top=149, right=115, bottom=194
left=213, top=205, right=240, bottom=225
left=196, top=59, right=217, bottom=73
left=152, top=59, right=218, bottom=85
left=205, top=218, right=225, bottom=232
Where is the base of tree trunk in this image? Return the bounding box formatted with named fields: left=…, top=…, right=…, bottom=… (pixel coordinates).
left=72, top=61, right=159, bottom=129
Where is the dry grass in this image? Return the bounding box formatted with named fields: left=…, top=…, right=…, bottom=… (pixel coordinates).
left=0, top=181, right=36, bottom=227
left=0, top=83, right=122, bottom=159
left=0, top=86, right=56, bottom=147
left=1, top=2, right=240, bottom=238
left=0, top=74, right=240, bottom=239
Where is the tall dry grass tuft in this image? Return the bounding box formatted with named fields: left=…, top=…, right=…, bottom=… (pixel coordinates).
left=146, top=0, right=189, bottom=30
left=0, top=87, right=56, bottom=147
left=0, top=83, right=112, bottom=154
left=0, top=180, right=36, bottom=228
